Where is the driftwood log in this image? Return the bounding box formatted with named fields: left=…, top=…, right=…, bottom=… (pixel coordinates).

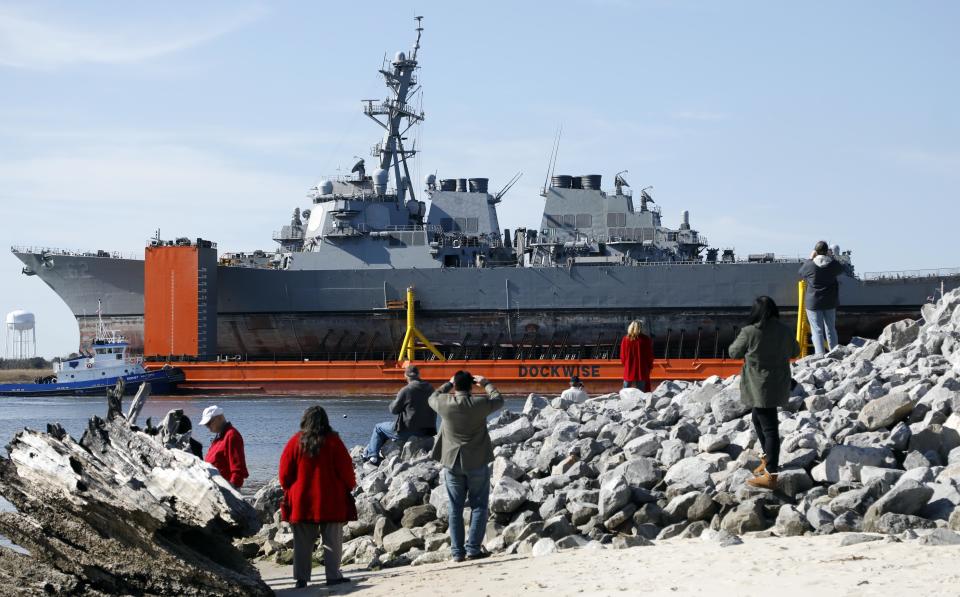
left=0, top=388, right=271, bottom=596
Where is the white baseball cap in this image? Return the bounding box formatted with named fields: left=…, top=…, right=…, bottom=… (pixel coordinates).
left=199, top=405, right=224, bottom=425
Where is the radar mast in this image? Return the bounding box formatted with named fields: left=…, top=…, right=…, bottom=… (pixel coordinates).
left=362, top=16, right=425, bottom=204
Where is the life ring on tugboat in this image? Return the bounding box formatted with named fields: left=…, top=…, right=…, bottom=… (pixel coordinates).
left=86, top=362, right=93, bottom=368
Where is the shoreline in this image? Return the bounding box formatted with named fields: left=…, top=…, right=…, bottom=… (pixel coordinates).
left=256, top=533, right=960, bottom=596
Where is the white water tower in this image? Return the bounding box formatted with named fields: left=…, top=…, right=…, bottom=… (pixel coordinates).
left=5, top=310, right=36, bottom=360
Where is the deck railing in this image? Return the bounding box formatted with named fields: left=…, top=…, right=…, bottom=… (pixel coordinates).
left=10, top=246, right=143, bottom=260
left=862, top=267, right=960, bottom=281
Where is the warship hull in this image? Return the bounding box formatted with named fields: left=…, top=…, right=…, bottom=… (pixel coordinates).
left=15, top=250, right=957, bottom=359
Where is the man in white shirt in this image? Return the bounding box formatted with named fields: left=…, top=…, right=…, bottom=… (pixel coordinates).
left=560, top=375, right=589, bottom=403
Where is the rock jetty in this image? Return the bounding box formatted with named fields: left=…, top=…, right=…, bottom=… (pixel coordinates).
left=251, top=289, right=960, bottom=568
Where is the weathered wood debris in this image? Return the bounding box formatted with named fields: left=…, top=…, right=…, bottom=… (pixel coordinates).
left=0, top=381, right=270, bottom=596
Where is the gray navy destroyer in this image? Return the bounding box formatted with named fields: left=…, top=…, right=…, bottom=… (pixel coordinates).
left=13, top=19, right=960, bottom=360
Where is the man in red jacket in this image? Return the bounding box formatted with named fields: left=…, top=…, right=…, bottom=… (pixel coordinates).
left=201, top=405, right=249, bottom=489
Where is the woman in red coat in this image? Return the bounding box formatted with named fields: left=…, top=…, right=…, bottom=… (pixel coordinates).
left=620, top=320, right=654, bottom=391
left=279, top=406, right=357, bottom=589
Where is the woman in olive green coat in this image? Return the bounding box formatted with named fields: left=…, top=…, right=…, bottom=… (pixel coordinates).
left=728, top=296, right=800, bottom=490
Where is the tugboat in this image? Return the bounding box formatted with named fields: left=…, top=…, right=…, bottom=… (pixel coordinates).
left=0, top=308, right=183, bottom=397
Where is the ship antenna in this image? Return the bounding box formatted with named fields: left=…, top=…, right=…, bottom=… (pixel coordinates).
left=411, top=15, right=423, bottom=61
left=494, top=171, right=523, bottom=203
left=541, top=125, right=562, bottom=196
left=96, top=298, right=105, bottom=341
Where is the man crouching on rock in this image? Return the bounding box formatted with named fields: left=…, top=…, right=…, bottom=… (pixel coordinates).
left=429, top=370, right=503, bottom=562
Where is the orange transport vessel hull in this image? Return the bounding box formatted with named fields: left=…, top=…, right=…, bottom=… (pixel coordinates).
left=145, top=358, right=744, bottom=396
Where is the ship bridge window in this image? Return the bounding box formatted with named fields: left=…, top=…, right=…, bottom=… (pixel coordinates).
left=116, top=354, right=122, bottom=360
left=466, top=218, right=479, bottom=233
left=562, top=214, right=576, bottom=228
left=667, top=232, right=678, bottom=242
left=544, top=214, right=561, bottom=227
left=641, top=228, right=655, bottom=242
left=440, top=218, right=454, bottom=232
left=576, top=214, right=592, bottom=228
left=607, top=213, right=626, bottom=227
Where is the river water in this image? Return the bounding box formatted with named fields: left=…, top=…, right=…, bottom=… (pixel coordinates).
left=0, top=394, right=524, bottom=495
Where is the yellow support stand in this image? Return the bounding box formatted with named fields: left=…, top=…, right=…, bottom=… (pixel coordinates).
left=397, top=286, right=445, bottom=363
left=796, top=279, right=810, bottom=357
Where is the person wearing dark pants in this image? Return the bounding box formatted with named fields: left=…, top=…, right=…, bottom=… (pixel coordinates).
left=363, top=364, right=437, bottom=465
left=750, top=407, right=780, bottom=476
left=279, top=406, right=357, bottom=589
left=728, top=296, right=799, bottom=490
left=291, top=523, right=343, bottom=586
left=429, top=370, right=504, bottom=562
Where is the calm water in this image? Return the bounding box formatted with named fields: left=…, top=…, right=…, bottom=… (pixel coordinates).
left=0, top=395, right=524, bottom=495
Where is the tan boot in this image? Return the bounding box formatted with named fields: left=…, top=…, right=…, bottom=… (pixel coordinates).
left=747, top=472, right=778, bottom=490
left=752, top=457, right=767, bottom=476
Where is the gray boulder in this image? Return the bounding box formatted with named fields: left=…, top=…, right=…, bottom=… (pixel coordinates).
left=598, top=475, right=632, bottom=518
left=382, top=528, right=424, bottom=555
left=663, top=491, right=700, bottom=523
left=698, top=434, right=730, bottom=453
left=523, top=393, right=550, bottom=415
left=611, top=535, right=653, bottom=549
left=664, top=457, right=715, bottom=489
left=251, top=478, right=283, bottom=524
left=613, top=457, right=663, bottom=489
left=839, top=533, right=883, bottom=547
left=491, top=456, right=525, bottom=485
left=776, top=469, right=813, bottom=498
left=401, top=505, right=436, bottom=529
left=623, top=433, right=663, bottom=458
left=720, top=498, right=768, bottom=534
left=686, top=493, right=718, bottom=522
left=917, top=528, right=960, bottom=546
left=775, top=505, right=811, bottom=537
left=812, top=445, right=895, bottom=484
left=806, top=507, right=835, bottom=531
left=530, top=538, right=558, bottom=557
left=490, top=477, right=528, bottom=514
left=858, top=392, right=914, bottom=431
left=828, top=487, right=873, bottom=515
left=711, top=389, right=750, bottom=423
left=700, top=528, right=744, bottom=547
left=490, top=417, right=535, bottom=447
left=878, top=319, right=920, bottom=350
left=868, top=513, right=936, bottom=534
left=864, top=479, right=934, bottom=532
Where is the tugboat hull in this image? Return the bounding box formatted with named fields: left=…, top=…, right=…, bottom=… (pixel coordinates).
left=0, top=368, right=184, bottom=397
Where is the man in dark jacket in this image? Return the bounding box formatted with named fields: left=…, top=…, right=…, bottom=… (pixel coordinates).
left=363, top=364, right=436, bottom=465
left=798, top=240, right=845, bottom=354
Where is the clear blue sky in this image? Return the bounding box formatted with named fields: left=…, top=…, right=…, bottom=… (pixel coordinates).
left=1, top=1, right=957, bottom=357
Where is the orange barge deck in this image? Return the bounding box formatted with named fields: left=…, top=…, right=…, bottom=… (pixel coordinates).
left=145, top=358, right=744, bottom=396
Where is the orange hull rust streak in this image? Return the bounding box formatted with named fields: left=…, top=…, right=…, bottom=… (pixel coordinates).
left=145, top=358, right=744, bottom=396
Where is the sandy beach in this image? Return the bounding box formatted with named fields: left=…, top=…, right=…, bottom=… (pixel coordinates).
left=257, top=533, right=960, bottom=597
